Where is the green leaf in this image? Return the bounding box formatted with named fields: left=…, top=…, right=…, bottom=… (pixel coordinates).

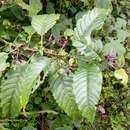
left=73, top=8, right=108, bottom=60
left=125, top=52, right=130, bottom=60
left=1, top=67, right=21, bottom=117
left=55, top=126, right=73, bottom=130
left=20, top=57, right=51, bottom=109
left=95, top=0, right=112, bottom=9
left=15, top=0, right=29, bottom=10
left=114, top=69, right=128, bottom=85
left=32, top=14, right=60, bottom=36
left=115, top=18, right=127, bottom=30
left=116, top=30, right=129, bottom=43
left=74, top=8, right=107, bottom=44
left=10, top=5, right=24, bottom=20
left=103, top=40, right=126, bottom=57
left=0, top=3, right=15, bottom=12
left=46, top=2, right=55, bottom=14
left=0, top=124, right=10, bottom=130
left=77, top=54, right=98, bottom=67
left=75, top=11, right=86, bottom=21
left=50, top=74, right=81, bottom=120
left=23, top=26, right=35, bottom=35
left=73, top=63, right=102, bottom=123
left=0, top=52, right=9, bottom=76
left=64, top=28, right=74, bottom=37
left=74, top=41, right=99, bottom=62
left=0, top=57, right=50, bottom=117
left=114, top=18, right=129, bottom=43
left=29, top=0, right=42, bottom=17
left=51, top=15, right=72, bottom=37
left=22, top=127, right=37, bottom=130
left=15, top=0, right=42, bottom=17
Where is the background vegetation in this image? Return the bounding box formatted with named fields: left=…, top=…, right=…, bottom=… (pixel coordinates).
left=0, top=0, right=130, bottom=130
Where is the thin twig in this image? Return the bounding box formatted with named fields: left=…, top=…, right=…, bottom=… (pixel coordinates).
left=0, top=38, right=11, bottom=45
left=20, top=110, right=58, bottom=116
left=0, top=119, right=27, bottom=122
left=0, top=38, right=72, bottom=59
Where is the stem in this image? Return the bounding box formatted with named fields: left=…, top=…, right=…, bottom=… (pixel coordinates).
left=40, top=113, right=45, bottom=130
left=20, top=110, right=58, bottom=116
left=0, top=38, right=72, bottom=59
left=28, top=35, right=32, bottom=46
left=41, top=35, right=43, bottom=48
left=0, top=38, right=11, bottom=45
left=0, top=119, right=27, bottom=122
